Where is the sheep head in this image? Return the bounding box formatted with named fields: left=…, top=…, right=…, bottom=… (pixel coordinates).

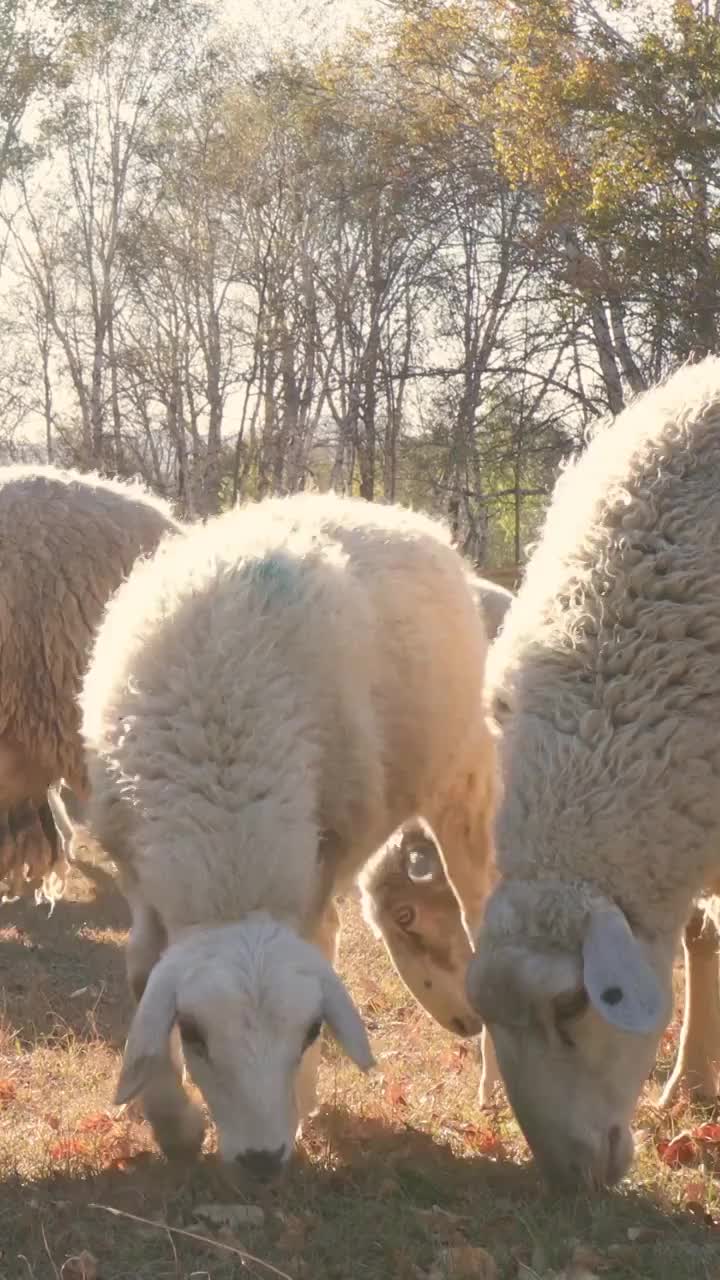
left=466, top=878, right=675, bottom=1189
left=115, top=913, right=374, bottom=1167
left=359, top=820, right=483, bottom=1038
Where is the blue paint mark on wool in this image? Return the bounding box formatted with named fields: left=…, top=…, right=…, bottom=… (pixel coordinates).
left=245, top=552, right=300, bottom=603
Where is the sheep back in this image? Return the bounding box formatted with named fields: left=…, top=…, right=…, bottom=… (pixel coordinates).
left=83, top=491, right=490, bottom=936
left=0, top=465, right=180, bottom=894
left=488, top=354, right=720, bottom=929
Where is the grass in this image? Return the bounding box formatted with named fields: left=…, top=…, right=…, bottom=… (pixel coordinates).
left=0, top=842, right=718, bottom=1279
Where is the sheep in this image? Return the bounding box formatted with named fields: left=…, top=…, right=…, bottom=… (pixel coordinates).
left=0, top=465, right=180, bottom=901
left=465, top=354, right=720, bottom=1189
left=359, top=819, right=501, bottom=1106
left=80, top=491, right=497, bottom=1169
left=358, top=572, right=512, bottom=1097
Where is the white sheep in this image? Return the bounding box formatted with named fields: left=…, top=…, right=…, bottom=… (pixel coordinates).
left=466, top=354, right=720, bottom=1189
left=0, top=465, right=180, bottom=901
left=81, top=491, right=497, bottom=1169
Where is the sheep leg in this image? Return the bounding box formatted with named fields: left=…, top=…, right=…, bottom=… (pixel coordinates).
left=46, top=783, right=77, bottom=860
left=125, top=900, right=206, bottom=1157
left=659, top=906, right=720, bottom=1107
left=477, top=1025, right=502, bottom=1107
left=296, top=898, right=340, bottom=1130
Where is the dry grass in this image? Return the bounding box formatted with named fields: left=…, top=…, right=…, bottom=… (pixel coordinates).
left=0, top=844, right=718, bottom=1279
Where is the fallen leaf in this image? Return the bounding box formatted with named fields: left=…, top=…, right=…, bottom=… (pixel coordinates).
left=45, top=1114, right=61, bottom=1131
left=60, top=1251, right=97, bottom=1280
left=0, top=1079, right=16, bottom=1103
left=194, top=1202, right=265, bottom=1229
left=684, top=1179, right=707, bottom=1202
left=49, top=1138, right=92, bottom=1162
left=441, top=1245, right=497, bottom=1278
left=657, top=1132, right=696, bottom=1167
left=466, top=1128, right=505, bottom=1158
left=109, top=1150, right=153, bottom=1173
left=78, top=1113, right=115, bottom=1135
left=442, top=1044, right=470, bottom=1074
left=384, top=1077, right=409, bottom=1107
left=695, top=1123, right=720, bottom=1144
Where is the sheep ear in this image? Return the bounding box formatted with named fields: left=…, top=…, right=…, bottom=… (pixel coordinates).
left=320, top=966, right=375, bottom=1072
left=115, top=962, right=177, bottom=1105
left=582, top=905, right=666, bottom=1034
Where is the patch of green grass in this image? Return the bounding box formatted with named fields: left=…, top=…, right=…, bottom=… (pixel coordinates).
left=0, top=847, right=718, bottom=1279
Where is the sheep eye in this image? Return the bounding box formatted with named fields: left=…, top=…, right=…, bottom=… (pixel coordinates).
left=393, top=904, right=416, bottom=930
left=303, top=1019, right=322, bottom=1051
left=178, top=1016, right=207, bottom=1055
left=553, top=988, right=589, bottom=1047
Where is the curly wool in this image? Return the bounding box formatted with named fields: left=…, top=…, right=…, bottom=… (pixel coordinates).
left=82, top=490, right=493, bottom=939
left=487, top=355, right=720, bottom=938
left=0, top=465, right=180, bottom=895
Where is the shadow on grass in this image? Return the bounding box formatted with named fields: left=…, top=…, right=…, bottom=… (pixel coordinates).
left=0, top=854, right=131, bottom=1049
left=0, top=1103, right=716, bottom=1280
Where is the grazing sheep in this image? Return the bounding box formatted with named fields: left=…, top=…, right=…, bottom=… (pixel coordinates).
left=359, top=820, right=500, bottom=1105
left=360, top=819, right=484, bottom=1039
left=358, top=573, right=512, bottom=1099
left=81, top=492, right=496, bottom=1168
left=0, top=465, right=180, bottom=901
left=466, top=354, right=720, bottom=1189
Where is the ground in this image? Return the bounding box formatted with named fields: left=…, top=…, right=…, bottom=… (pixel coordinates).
left=0, top=843, right=718, bottom=1280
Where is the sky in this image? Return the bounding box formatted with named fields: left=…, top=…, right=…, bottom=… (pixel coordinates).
left=220, top=0, right=381, bottom=54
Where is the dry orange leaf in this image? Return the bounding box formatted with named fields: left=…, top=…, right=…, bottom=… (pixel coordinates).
left=78, top=1112, right=116, bottom=1135
left=657, top=1132, right=696, bottom=1167
left=0, top=1079, right=17, bottom=1103
left=464, top=1127, right=505, bottom=1158
left=385, top=1079, right=408, bottom=1107
left=695, top=1123, right=720, bottom=1144
left=49, top=1138, right=92, bottom=1162
left=442, top=1044, right=470, bottom=1074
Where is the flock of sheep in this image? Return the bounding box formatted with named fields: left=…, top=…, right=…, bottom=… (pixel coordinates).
left=2, top=354, right=720, bottom=1195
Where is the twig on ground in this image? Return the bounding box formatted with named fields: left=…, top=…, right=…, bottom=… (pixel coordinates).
left=89, top=1203, right=294, bottom=1280
left=40, top=1220, right=61, bottom=1280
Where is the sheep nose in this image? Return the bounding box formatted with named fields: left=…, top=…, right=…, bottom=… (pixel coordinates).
left=235, top=1145, right=285, bottom=1178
